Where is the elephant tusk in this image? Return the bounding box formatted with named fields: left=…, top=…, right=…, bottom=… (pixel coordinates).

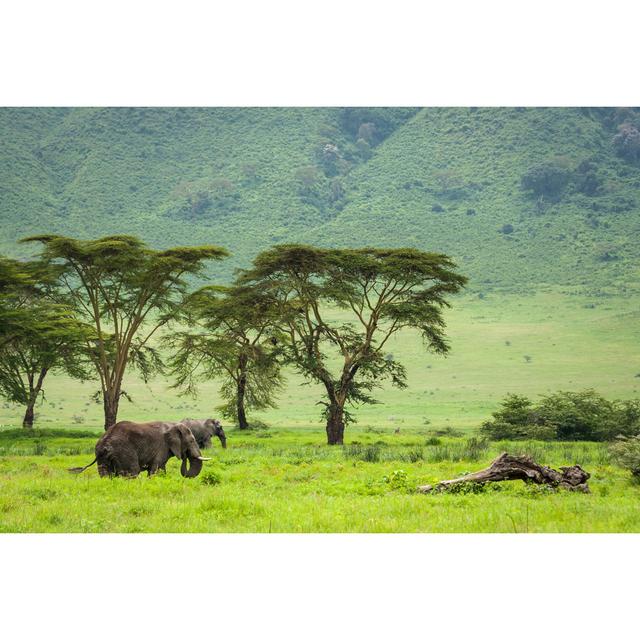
left=197, top=456, right=211, bottom=461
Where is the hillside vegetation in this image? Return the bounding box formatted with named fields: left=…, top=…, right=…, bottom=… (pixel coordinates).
left=2, top=107, right=639, bottom=291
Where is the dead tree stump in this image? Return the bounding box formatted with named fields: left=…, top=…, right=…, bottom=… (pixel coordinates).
left=417, top=452, right=590, bottom=494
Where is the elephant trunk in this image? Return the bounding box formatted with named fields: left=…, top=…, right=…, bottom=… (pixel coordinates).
left=218, top=434, right=227, bottom=449
left=180, top=455, right=204, bottom=478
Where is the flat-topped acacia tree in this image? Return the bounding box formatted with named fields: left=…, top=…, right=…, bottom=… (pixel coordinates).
left=0, top=257, right=36, bottom=348
left=238, top=245, right=467, bottom=445
left=0, top=257, right=94, bottom=428
left=22, top=235, right=228, bottom=429
left=167, top=285, right=284, bottom=430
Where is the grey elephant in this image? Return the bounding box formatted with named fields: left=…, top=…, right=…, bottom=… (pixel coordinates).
left=69, top=420, right=210, bottom=478
left=180, top=418, right=227, bottom=450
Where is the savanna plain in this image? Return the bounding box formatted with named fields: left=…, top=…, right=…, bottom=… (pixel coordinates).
left=1, top=291, right=639, bottom=533
left=2, top=107, right=640, bottom=532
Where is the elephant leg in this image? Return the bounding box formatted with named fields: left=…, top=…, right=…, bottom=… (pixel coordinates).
left=112, top=452, right=140, bottom=478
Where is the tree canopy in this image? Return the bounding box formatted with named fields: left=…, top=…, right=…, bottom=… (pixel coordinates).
left=0, top=256, right=94, bottom=427
left=238, top=245, right=467, bottom=444
left=22, top=234, right=228, bottom=428
left=167, top=284, right=284, bottom=429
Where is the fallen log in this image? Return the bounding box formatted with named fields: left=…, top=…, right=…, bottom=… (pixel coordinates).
left=417, top=452, right=590, bottom=494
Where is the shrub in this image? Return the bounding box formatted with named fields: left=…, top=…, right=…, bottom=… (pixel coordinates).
left=482, top=390, right=640, bottom=442
left=431, top=203, right=444, bottom=213
left=382, top=469, right=411, bottom=492
left=500, top=223, right=514, bottom=234
left=610, top=436, right=640, bottom=479
left=521, top=162, right=572, bottom=199
left=201, top=471, right=222, bottom=486
left=481, top=420, right=557, bottom=441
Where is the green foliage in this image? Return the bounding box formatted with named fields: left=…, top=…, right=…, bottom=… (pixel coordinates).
left=167, top=284, right=284, bottom=429
left=239, top=244, right=466, bottom=442
left=4, top=107, right=640, bottom=293
left=482, top=390, right=640, bottom=442
left=382, top=469, right=411, bottom=492
left=22, top=234, right=227, bottom=426
left=610, top=436, right=640, bottom=479
left=0, top=257, right=94, bottom=425
left=521, top=160, right=572, bottom=200
left=344, top=444, right=381, bottom=462
left=201, top=470, right=222, bottom=486
left=444, top=480, right=501, bottom=495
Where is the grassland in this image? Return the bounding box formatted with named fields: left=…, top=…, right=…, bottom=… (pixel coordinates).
left=0, top=291, right=638, bottom=533
left=1, top=427, right=637, bottom=533
left=2, top=107, right=639, bottom=532
left=1, top=292, right=637, bottom=431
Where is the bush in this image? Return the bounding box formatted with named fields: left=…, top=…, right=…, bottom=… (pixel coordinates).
left=481, top=420, right=558, bottom=441
left=610, top=436, right=640, bottom=479
left=382, top=469, right=411, bottom=491
left=481, top=390, right=640, bottom=442
left=521, top=162, right=572, bottom=199
left=201, top=471, right=222, bottom=486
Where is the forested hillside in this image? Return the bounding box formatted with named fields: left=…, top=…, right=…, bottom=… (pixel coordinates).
left=1, top=107, right=639, bottom=291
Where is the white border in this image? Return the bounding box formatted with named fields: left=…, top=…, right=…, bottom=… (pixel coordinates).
left=1, top=1, right=639, bottom=106
left=1, top=535, right=637, bottom=639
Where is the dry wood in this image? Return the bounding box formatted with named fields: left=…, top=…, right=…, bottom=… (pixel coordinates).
left=417, top=452, right=590, bottom=494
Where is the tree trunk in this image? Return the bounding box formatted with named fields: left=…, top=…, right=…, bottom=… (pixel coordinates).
left=236, top=374, right=249, bottom=430
left=103, top=392, right=119, bottom=430
left=23, top=368, right=47, bottom=429
left=326, top=402, right=345, bottom=445
left=417, top=453, right=591, bottom=493
left=23, top=399, right=35, bottom=429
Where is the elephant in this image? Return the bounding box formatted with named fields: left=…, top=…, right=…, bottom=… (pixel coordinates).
left=68, top=420, right=210, bottom=478
left=180, top=417, right=227, bottom=450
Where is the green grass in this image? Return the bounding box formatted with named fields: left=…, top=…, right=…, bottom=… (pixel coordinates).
left=1, top=290, right=636, bottom=533
left=0, top=427, right=637, bottom=533
left=2, top=292, right=637, bottom=431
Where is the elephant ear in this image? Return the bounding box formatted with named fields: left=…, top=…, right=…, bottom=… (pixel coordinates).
left=165, top=426, right=183, bottom=460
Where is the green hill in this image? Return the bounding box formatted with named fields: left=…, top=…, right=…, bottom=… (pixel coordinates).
left=1, top=107, right=639, bottom=292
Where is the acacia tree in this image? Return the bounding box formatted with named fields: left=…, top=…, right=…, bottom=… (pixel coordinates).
left=0, top=257, right=35, bottom=348
left=167, top=285, right=284, bottom=429
left=0, top=303, right=93, bottom=428
left=0, top=256, right=94, bottom=427
left=22, top=235, right=228, bottom=429
left=238, top=245, right=467, bottom=444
